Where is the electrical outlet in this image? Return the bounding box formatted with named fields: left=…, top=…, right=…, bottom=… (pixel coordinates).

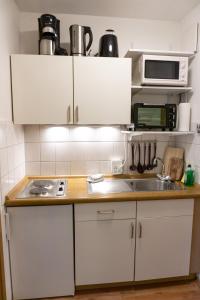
left=111, top=160, right=123, bottom=175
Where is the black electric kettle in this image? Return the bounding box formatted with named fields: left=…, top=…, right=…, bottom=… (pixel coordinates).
left=99, top=29, right=119, bottom=57
left=69, top=24, right=93, bottom=56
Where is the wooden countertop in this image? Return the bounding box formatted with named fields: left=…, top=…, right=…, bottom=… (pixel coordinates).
left=5, top=175, right=200, bottom=207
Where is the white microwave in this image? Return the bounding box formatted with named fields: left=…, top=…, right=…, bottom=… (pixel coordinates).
left=133, top=54, right=188, bottom=86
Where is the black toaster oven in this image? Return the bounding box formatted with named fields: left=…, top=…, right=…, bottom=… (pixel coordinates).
left=131, top=103, right=177, bottom=131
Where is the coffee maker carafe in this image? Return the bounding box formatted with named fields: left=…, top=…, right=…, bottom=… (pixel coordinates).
left=38, top=14, right=67, bottom=55
left=69, top=25, right=93, bottom=56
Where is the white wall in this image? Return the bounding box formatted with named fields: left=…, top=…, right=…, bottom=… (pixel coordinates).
left=0, top=1, right=25, bottom=299
left=19, top=12, right=182, bottom=56
left=176, top=4, right=200, bottom=182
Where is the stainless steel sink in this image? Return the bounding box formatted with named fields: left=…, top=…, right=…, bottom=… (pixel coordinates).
left=88, top=179, right=132, bottom=194
left=88, top=178, right=184, bottom=194
left=126, top=178, right=184, bottom=192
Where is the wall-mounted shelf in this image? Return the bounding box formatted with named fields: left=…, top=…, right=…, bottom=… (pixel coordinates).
left=132, top=85, right=193, bottom=96
left=125, top=49, right=195, bottom=61
left=121, top=131, right=194, bottom=138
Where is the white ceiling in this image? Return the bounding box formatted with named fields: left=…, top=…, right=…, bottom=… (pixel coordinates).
left=15, top=0, right=200, bottom=21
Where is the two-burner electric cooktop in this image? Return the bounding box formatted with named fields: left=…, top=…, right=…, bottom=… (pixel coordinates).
left=16, top=179, right=67, bottom=199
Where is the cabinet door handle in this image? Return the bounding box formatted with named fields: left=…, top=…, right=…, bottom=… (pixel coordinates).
left=97, top=210, right=115, bottom=215
left=138, top=222, right=142, bottom=239
left=130, top=222, right=134, bottom=239
left=67, top=105, right=71, bottom=123
left=75, top=106, right=79, bottom=123
left=5, top=213, right=10, bottom=241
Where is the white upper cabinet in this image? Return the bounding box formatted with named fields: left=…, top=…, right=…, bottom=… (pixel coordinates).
left=11, top=55, right=73, bottom=124
left=11, top=55, right=131, bottom=125
left=73, top=57, right=131, bottom=125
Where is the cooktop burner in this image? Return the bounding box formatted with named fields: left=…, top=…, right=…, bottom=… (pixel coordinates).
left=33, top=180, right=54, bottom=189
left=16, top=179, right=67, bottom=199
left=30, top=187, right=48, bottom=195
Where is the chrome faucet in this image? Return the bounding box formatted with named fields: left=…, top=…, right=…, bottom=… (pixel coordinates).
left=153, top=157, right=171, bottom=181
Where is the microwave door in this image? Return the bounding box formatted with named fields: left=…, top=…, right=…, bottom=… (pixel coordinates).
left=144, top=60, right=180, bottom=86
left=145, top=60, right=179, bottom=79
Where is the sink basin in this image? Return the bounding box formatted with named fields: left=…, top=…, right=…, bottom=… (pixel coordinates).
left=88, top=178, right=184, bottom=194
left=88, top=179, right=132, bottom=194
left=126, top=178, right=184, bottom=192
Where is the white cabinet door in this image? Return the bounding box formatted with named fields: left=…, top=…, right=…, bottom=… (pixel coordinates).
left=75, top=219, right=135, bottom=285
left=11, top=55, right=73, bottom=124
left=135, top=200, right=193, bottom=281
left=73, top=57, right=131, bottom=125
left=7, top=205, right=74, bottom=300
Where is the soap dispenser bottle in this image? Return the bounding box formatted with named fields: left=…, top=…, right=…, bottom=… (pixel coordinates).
left=184, top=164, right=195, bottom=186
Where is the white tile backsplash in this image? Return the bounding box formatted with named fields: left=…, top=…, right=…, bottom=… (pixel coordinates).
left=0, top=148, right=8, bottom=177
left=41, top=143, right=56, bottom=162
left=24, top=125, right=173, bottom=176
left=55, top=162, right=70, bottom=175
left=70, top=161, right=87, bottom=175
left=7, top=146, right=15, bottom=173
left=0, top=123, right=25, bottom=204
left=41, top=162, right=56, bottom=176
left=40, top=125, right=70, bottom=142
left=55, top=142, right=70, bottom=161
left=24, top=125, right=40, bottom=142
left=25, top=143, right=40, bottom=162
left=26, top=162, right=40, bottom=176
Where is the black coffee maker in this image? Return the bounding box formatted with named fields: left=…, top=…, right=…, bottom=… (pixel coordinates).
left=99, top=29, right=119, bottom=57
left=38, top=14, right=67, bottom=55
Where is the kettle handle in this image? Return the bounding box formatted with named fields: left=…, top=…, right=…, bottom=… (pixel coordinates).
left=84, top=26, right=93, bottom=52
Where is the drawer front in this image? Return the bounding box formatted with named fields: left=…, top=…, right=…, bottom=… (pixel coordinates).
left=75, top=202, right=136, bottom=221
left=137, top=199, right=194, bottom=218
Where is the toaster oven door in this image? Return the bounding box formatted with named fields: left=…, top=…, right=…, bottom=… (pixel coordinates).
left=132, top=105, right=167, bottom=130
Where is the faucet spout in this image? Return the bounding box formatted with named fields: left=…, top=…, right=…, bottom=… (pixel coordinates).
left=153, top=157, right=171, bottom=181
left=153, top=157, right=165, bottom=175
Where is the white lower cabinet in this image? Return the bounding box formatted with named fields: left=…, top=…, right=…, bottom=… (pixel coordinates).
left=75, top=199, right=194, bottom=286
left=7, top=205, right=74, bottom=300
left=135, top=199, right=194, bottom=281
left=75, top=202, right=136, bottom=285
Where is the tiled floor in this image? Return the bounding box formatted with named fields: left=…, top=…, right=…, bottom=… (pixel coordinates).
left=42, top=280, right=200, bottom=300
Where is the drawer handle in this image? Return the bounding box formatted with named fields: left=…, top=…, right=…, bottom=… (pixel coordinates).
left=97, top=210, right=115, bottom=215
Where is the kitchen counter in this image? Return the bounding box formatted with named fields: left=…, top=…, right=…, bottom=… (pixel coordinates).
left=5, top=174, right=200, bottom=207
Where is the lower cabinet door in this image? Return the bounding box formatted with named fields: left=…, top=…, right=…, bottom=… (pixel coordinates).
left=75, top=219, right=135, bottom=285
left=135, top=215, right=193, bottom=281
left=8, top=205, right=74, bottom=300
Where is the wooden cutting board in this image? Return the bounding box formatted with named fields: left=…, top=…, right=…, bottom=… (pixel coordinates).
left=163, top=147, right=184, bottom=180
left=168, top=157, right=184, bottom=181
